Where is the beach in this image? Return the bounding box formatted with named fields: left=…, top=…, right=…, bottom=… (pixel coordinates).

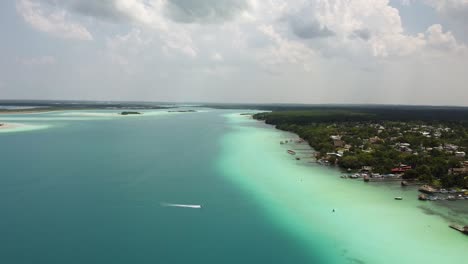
left=0, top=122, right=18, bottom=129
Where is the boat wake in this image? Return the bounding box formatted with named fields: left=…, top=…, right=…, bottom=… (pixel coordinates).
left=161, top=202, right=202, bottom=209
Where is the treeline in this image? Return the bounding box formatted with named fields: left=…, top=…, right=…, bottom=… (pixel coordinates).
left=253, top=107, right=468, bottom=123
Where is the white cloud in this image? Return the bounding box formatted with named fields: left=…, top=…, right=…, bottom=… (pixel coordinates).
left=8, top=0, right=468, bottom=105
left=257, top=24, right=315, bottom=71
left=18, top=55, right=56, bottom=66
left=425, top=24, right=462, bottom=51
left=16, top=0, right=93, bottom=40
left=211, top=52, right=224, bottom=61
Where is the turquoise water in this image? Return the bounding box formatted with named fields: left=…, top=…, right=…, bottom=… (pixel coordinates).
left=0, top=110, right=466, bottom=264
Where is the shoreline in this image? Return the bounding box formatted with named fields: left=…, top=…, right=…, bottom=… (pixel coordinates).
left=247, top=113, right=468, bottom=228
left=222, top=112, right=468, bottom=263
left=0, top=123, right=19, bottom=129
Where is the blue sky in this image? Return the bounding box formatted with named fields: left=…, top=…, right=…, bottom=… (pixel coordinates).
left=1, top=0, right=468, bottom=106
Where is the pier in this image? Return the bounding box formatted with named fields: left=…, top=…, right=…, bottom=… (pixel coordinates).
left=449, top=224, right=468, bottom=235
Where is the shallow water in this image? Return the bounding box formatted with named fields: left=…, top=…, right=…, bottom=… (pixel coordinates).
left=219, top=113, right=468, bottom=264
left=0, top=109, right=466, bottom=264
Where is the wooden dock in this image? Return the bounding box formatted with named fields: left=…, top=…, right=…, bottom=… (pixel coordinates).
left=449, top=224, right=468, bottom=235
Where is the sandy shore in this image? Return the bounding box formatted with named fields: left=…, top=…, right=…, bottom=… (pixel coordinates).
left=0, top=109, right=57, bottom=115
left=0, top=123, right=19, bottom=129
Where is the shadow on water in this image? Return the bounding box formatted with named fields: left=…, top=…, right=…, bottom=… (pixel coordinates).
left=418, top=201, right=468, bottom=224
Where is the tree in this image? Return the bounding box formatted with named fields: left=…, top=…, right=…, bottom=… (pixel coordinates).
left=339, top=156, right=360, bottom=170
left=403, top=169, right=418, bottom=179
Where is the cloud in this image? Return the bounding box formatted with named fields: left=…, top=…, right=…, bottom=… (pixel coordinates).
left=257, top=24, right=315, bottom=71
left=16, top=0, right=93, bottom=40
left=69, top=0, right=127, bottom=22
left=211, top=52, right=224, bottom=61
left=426, top=24, right=463, bottom=51
left=403, top=0, right=468, bottom=26
left=288, top=17, right=334, bottom=39
left=165, top=0, right=248, bottom=23
left=18, top=55, right=56, bottom=65
left=9, top=0, right=468, bottom=105
left=352, top=29, right=371, bottom=40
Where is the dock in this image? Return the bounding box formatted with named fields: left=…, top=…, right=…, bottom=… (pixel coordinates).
left=449, top=224, right=468, bottom=235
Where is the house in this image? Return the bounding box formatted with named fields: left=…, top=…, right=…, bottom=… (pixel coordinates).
left=391, top=164, right=412, bottom=173
left=444, top=144, right=459, bottom=151
left=333, top=139, right=345, bottom=148
left=330, top=135, right=341, bottom=140
left=455, top=151, right=466, bottom=158
left=369, top=136, right=382, bottom=144
left=361, top=166, right=373, bottom=172
left=448, top=167, right=468, bottom=175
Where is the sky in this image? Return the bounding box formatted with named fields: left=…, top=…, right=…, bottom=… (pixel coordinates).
left=1, top=0, right=468, bottom=105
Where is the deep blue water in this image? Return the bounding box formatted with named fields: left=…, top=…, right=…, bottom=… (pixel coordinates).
left=0, top=111, right=317, bottom=264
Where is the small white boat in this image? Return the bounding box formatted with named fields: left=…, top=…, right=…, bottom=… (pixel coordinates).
left=161, top=203, right=202, bottom=209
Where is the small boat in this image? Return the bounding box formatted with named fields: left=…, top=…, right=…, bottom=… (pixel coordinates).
left=161, top=203, right=202, bottom=209
left=419, top=194, right=428, bottom=201
left=287, top=150, right=296, bottom=155
left=394, top=197, right=403, bottom=200
left=295, top=157, right=301, bottom=160
left=419, top=185, right=437, bottom=194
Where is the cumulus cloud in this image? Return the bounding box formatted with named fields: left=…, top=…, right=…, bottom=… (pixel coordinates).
left=18, top=55, right=56, bottom=65
left=425, top=24, right=463, bottom=51
left=211, top=52, right=224, bottom=61
left=165, top=0, right=248, bottom=23
left=257, top=24, right=316, bottom=71
left=16, top=0, right=92, bottom=40
left=288, top=16, right=334, bottom=39
left=69, top=0, right=128, bottom=22
left=352, top=29, right=371, bottom=40
left=9, top=0, right=468, bottom=105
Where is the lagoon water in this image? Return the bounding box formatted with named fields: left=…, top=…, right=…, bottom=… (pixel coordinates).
left=0, top=109, right=466, bottom=264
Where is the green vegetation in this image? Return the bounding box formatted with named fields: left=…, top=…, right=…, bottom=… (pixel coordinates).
left=254, top=108, right=468, bottom=188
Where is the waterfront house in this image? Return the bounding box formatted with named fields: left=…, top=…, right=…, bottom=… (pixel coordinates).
left=448, top=167, right=468, bottom=175
left=333, top=139, right=345, bottom=148
left=391, top=164, right=412, bottom=173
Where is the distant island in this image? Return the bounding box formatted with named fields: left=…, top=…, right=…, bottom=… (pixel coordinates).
left=120, top=111, right=141, bottom=115
left=167, top=110, right=197, bottom=113
left=0, top=100, right=173, bottom=114
left=254, top=107, right=468, bottom=194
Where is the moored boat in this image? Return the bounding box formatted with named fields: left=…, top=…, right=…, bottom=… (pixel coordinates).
left=419, top=185, right=437, bottom=194
left=418, top=194, right=428, bottom=201
left=287, top=150, right=296, bottom=155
